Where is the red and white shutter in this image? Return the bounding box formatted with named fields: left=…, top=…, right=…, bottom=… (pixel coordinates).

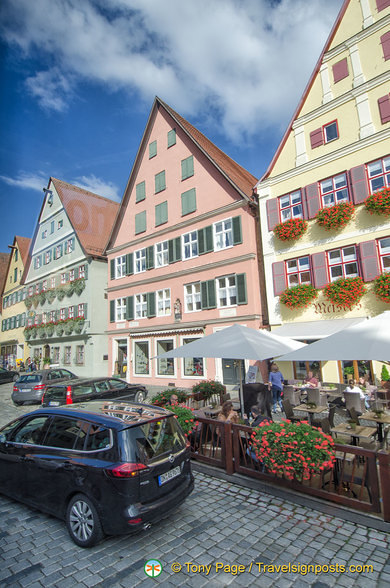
left=349, top=164, right=369, bottom=204
left=272, top=262, right=287, bottom=296
left=380, top=31, right=390, bottom=61
left=378, top=95, right=390, bottom=124
left=309, top=128, right=324, bottom=149
left=311, top=252, right=329, bottom=289
left=376, top=0, right=390, bottom=12
left=359, top=240, right=380, bottom=282
left=266, top=198, right=279, bottom=231
left=304, top=183, right=321, bottom=219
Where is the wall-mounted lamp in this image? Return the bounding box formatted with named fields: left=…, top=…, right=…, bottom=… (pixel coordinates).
left=43, top=188, right=53, bottom=206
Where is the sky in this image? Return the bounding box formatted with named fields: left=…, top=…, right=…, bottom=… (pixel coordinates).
left=0, top=0, right=344, bottom=254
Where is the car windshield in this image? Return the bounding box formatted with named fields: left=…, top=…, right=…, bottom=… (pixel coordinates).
left=17, top=375, right=42, bottom=383
left=119, top=416, right=186, bottom=464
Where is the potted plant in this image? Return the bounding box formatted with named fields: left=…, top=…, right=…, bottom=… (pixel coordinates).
left=38, top=291, right=47, bottom=305
left=46, top=289, right=56, bottom=303
left=74, top=316, right=85, bottom=333
left=56, top=321, right=65, bottom=336
left=324, top=276, right=365, bottom=310
left=250, top=420, right=336, bottom=482
left=315, top=201, right=355, bottom=230
left=56, top=286, right=66, bottom=301
left=374, top=272, right=390, bottom=304
left=191, top=379, right=226, bottom=402
left=32, top=294, right=40, bottom=308
left=150, top=388, right=187, bottom=406
left=280, top=283, right=318, bottom=309
left=273, top=218, right=308, bottom=242
left=46, top=322, right=55, bottom=337
left=63, top=318, right=74, bottom=335
left=364, top=187, right=390, bottom=217
left=73, top=278, right=85, bottom=295
left=381, top=364, right=390, bottom=387
left=25, top=297, right=33, bottom=309
left=42, top=357, right=51, bottom=369
left=165, top=405, right=198, bottom=438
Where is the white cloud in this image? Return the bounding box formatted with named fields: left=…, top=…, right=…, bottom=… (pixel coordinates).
left=0, top=171, right=48, bottom=192
left=0, top=0, right=343, bottom=140
left=74, top=175, right=121, bottom=201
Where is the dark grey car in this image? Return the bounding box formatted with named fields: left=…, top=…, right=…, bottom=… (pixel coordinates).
left=12, top=369, right=77, bottom=405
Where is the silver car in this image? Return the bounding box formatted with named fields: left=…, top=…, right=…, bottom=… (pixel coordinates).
left=12, top=369, right=77, bottom=405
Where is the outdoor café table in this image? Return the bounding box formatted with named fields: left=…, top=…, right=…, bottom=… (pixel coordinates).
left=293, top=404, right=328, bottom=425
left=330, top=423, right=376, bottom=446
left=358, top=411, right=390, bottom=442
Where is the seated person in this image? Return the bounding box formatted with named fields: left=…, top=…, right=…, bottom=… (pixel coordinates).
left=302, top=371, right=319, bottom=390
left=217, top=400, right=239, bottom=424
left=244, top=405, right=272, bottom=427
left=345, top=379, right=370, bottom=409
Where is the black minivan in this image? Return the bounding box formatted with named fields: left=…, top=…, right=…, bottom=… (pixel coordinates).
left=0, top=401, right=194, bottom=547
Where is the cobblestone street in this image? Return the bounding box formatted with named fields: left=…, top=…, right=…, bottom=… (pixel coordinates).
left=0, top=383, right=389, bottom=587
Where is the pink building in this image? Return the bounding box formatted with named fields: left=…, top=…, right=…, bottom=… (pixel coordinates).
left=106, top=98, right=267, bottom=392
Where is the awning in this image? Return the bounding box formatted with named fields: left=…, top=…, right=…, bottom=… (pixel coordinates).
left=129, top=326, right=204, bottom=338
left=272, top=318, right=365, bottom=340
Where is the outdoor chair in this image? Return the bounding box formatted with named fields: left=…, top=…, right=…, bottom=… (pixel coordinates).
left=307, top=388, right=327, bottom=407
left=348, top=406, right=360, bottom=424
left=282, top=385, right=300, bottom=406
left=344, top=391, right=365, bottom=415
left=281, top=399, right=301, bottom=423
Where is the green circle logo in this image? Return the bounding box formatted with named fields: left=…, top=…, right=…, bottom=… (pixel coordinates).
left=144, top=559, right=163, bottom=577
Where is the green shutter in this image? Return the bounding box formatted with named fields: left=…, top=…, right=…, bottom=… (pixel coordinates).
left=149, top=140, right=157, bottom=159
left=147, top=292, right=156, bottom=317
left=21, top=313, right=26, bottom=327
left=198, top=225, right=213, bottom=255
left=146, top=246, right=154, bottom=270
left=181, top=155, right=194, bottom=180
left=155, top=170, right=166, bottom=194
left=110, top=259, right=115, bottom=279
left=181, top=188, right=196, bottom=216
left=236, top=273, right=247, bottom=305
left=232, top=216, right=243, bottom=245
left=110, top=300, right=115, bottom=323
left=136, top=181, right=146, bottom=203
left=83, top=304, right=88, bottom=319
left=155, top=201, right=168, bottom=226
left=126, top=253, right=133, bottom=275
left=168, top=237, right=182, bottom=264
left=167, top=129, right=176, bottom=147
left=135, top=211, right=146, bottom=234
left=126, top=296, right=134, bottom=321
left=201, top=280, right=216, bottom=309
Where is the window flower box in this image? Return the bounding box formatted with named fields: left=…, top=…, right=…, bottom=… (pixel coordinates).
left=250, top=420, right=336, bottom=482
left=315, top=201, right=355, bottom=230
left=324, top=276, right=365, bottom=310
left=374, top=272, right=390, bottom=303
left=280, top=284, right=318, bottom=309
left=273, top=218, right=308, bottom=242
left=364, top=187, right=390, bottom=217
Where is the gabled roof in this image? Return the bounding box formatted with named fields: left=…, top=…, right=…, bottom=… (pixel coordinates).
left=15, top=236, right=31, bottom=266
left=0, top=252, right=10, bottom=300
left=259, top=0, right=349, bottom=183
left=51, top=178, right=120, bottom=258
left=106, top=97, right=258, bottom=251
left=158, top=98, right=258, bottom=198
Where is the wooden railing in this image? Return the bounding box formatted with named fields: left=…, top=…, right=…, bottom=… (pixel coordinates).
left=189, top=418, right=390, bottom=522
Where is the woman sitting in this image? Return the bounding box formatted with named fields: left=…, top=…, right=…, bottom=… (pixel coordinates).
left=217, top=400, right=239, bottom=424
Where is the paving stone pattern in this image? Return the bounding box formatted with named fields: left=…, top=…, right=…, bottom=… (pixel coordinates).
left=0, top=383, right=389, bottom=587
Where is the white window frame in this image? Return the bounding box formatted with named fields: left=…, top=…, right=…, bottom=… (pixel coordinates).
left=77, top=303, right=85, bottom=318
left=64, top=346, right=72, bottom=365
left=214, top=218, right=233, bottom=251
left=327, top=246, right=359, bottom=281
left=115, top=298, right=126, bottom=322
left=181, top=336, right=205, bottom=378
left=76, top=345, right=85, bottom=365
left=115, top=256, right=126, bottom=279
left=286, top=257, right=311, bottom=287
left=184, top=282, right=201, bottom=313
left=320, top=173, right=349, bottom=208
left=378, top=237, right=390, bottom=273
left=135, top=294, right=148, bottom=319
left=155, top=241, right=168, bottom=268
left=60, top=308, right=66, bottom=321
left=135, top=248, right=146, bottom=274
left=68, top=306, right=74, bottom=319
left=279, top=191, right=303, bottom=222
left=51, top=277, right=56, bottom=289
left=157, top=289, right=171, bottom=317
left=133, top=340, right=150, bottom=376
left=367, top=156, right=390, bottom=193
left=182, top=231, right=198, bottom=260
left=155, top=338, right=175, bottom=377
left=217, top=275, right=237, bottom=308
left=79, top=265, right=85, bottom=278
left=69, top=269, right=75, bottom=282
left=61, top=273, right=66, bottom=285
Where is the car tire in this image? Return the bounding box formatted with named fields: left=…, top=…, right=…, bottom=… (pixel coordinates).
left=135, top=390, right=146, bottom=403
left=66, top=494, right=104, bottom=548
left=13, top=401, right=23, bottom=406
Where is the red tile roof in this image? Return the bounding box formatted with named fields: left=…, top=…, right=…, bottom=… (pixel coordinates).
left=0, top=252, right=10, bottom=300
left=158, top=98, right=258, bottom=198
left=15, top=236, right=31, bottom=267
left=51, top=178, right=120, bottom=258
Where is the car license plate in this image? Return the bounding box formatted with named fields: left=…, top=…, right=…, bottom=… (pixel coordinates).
left=49, top=401, right=60, bottom=406
left=158, top=465, right=180, bottom=486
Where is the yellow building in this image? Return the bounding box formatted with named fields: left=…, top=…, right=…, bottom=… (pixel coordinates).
left=0, top=236, right=31, bottom=368
left=256, top=0, right=390, bottom=384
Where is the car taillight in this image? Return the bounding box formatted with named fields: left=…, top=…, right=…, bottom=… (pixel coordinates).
left=41, top=392, right=45, bottom=404
left=13, top=384, right=18, bottom=392
left=106, top=463, right=148, bottom=478
left=33, top=384, right=45, bottom=391
left=66, top=385, right=73, bottom=405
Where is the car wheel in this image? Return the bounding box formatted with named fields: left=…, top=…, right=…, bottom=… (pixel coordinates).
left=135, top=390, right=145, bottom=403
left=13, top=401, right=23, bottom=407
left=66, top=494, right=104, bottom=548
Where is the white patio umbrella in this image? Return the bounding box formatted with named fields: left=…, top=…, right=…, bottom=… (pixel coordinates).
left=277, top=311, right=390, bottom=363
left=155, top=324, right=306, bottom=413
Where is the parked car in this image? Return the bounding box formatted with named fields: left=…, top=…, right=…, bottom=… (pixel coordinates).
left=0, top=401, right=194, bottom=546
left=0, top=367, right=19, bottom=384
left=41, top=377, right=148, bottom=407
left=12, top=369, right=77, bottom=405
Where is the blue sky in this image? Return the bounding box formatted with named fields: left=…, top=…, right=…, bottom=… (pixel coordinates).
left=0, top=0, right=343, bottom=254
